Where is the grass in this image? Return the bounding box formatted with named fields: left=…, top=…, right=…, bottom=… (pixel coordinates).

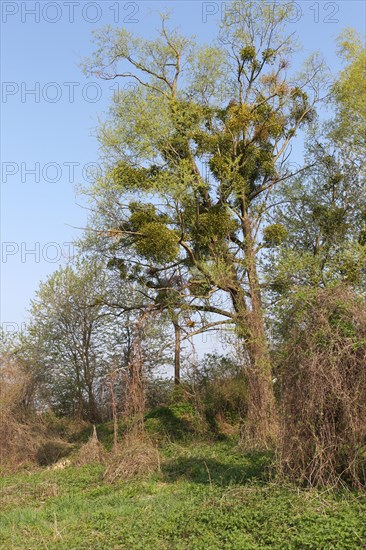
left=1, top=439, right=366, bottom=549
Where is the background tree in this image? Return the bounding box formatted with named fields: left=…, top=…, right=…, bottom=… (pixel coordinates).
left=264, top=29, right=366, bottom=312
left=20, top=257, right=170, bottom=423
left=24, top=258, right=114, bottom=422
left=331, top=28, right=366, bottom=153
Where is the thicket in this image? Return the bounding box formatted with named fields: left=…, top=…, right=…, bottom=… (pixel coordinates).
left=277, top=287, right=366, bottom=487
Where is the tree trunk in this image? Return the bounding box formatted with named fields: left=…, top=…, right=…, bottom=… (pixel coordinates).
left=234, top=212, right=278, bottom=448
left=73, top=356, right=84, bottom=421
left=109, top=372, right=118, bottom=451
left=86, top=383, right=100, bottom=424
left=242, top=311, right=278, bottom=449
left=83, top=353, right=100, bottom=423
left=173, top=321, right=181, bottom=385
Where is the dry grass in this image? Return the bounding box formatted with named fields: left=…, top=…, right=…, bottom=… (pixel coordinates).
left=103, top=432, right=160, bottom=483
left=74, top=426, right=108, bottom=466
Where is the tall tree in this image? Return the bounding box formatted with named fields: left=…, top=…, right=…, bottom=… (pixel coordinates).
left=83, top=1, right=326, bottom=445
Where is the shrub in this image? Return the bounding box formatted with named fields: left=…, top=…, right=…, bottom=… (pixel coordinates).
left=277, top=287, right=366, bottom=487
left=0, top=351, right=42, bottom=471
left=145, top=377, right=173, bottom=409
left=193, top=354, right=248, bottom=436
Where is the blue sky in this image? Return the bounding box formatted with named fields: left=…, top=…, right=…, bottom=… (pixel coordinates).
left=1, top=0, right=365, bottom=339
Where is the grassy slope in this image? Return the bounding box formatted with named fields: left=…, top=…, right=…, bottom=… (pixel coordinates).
left=1, top=439, right=365, bottom=550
